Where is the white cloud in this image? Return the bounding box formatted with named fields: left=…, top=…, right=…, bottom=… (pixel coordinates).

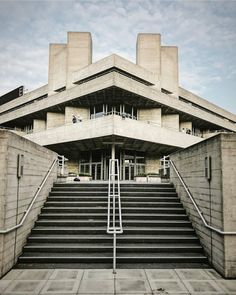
left=0, top=0, right=235, bottom=113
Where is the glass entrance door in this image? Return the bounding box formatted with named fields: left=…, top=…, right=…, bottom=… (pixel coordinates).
left=124, top=163, right=135, bottom=180
left=91, top=163, right=102, bottom=180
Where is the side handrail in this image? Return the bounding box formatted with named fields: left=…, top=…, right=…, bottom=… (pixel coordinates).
left=107, top=159, right=123, bottom=273
left=169, top=159, right=236, bottom=235
left=0, top=157, right=58, bottom=234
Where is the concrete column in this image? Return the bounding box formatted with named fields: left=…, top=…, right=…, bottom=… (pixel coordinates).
left=136, top=33, right=161, bottom=86
left=161, top=46, right=179, bottom=97
left=33, top=119, right=46, bottom=133
left=48, top=44, right=67, bottom=95
left=66, top=32, right=92, bottom=89
left=46, top=112, right=65, bottom=129
left=162, top=114, right=179, bottom=132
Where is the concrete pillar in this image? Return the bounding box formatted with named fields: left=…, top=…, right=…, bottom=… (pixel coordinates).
left=33, top=119, right=46, bottom=133
left=138, top=108, right=161, bottom=126
left=66, top=32, right=92, bottom=88
left=48, top=44, right=67, bottom=95
left=136, top=33, right=161, bottom=86
left=162, top=114, right=179, bottom=132
left=146, top=157, right=160, bottom=174
left=161, top=46, right=179, bottom=97
left=65, top=106, right=90, bottom=124
left=46, top=112, right=65, bottom=129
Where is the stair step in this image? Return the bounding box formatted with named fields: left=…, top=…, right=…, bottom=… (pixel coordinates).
left=32, top=227, right=195, bottom=235
left=38, top=213, right=188, bottom=220
left=41, top=207, right=185, bottom=214
left=44, top=201, right=182, bottom=208
left=18, top=252, right=208, bottom=263
left=35, top=220, right=192, bottom=227
left=18, top=182, right=208, bottom=267
left=23, top=244, right=203, bottom=253
left=28, top=235, right=200, bottom=244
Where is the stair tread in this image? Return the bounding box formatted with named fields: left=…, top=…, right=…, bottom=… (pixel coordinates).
left=25, top=244, right=202, bottom=248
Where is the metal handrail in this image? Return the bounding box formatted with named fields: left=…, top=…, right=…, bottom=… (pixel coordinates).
left=169, top=159, right=236, bottom=235
left=107, top=159, right=123, bottom=273
left=0, top=157, right=58, bottom=234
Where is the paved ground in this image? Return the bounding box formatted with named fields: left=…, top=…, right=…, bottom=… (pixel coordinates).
left=0, top=268, right=236, bottom=294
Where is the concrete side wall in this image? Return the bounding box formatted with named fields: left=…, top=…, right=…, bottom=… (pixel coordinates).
left=67, top=161, right=79, bottom=174
left=161, top=46, right=179, bottom=97
left=162, top=114, right=179, bottom=131
left=33, top=119, right=46, bottom=132
left=138, top=108, right=161, bottom=125
left=66, top=32, right=92, bottom=88
left=136, top=34, right=161, bottom=81
left=46, top=112, right=65, bottom=129
left=0, top=130, right=57, bottom=278
left=48, top=44, right=67, bottom=94
left=170, top=134, right=236, bottom=278
left=221, top=134, right=236, bottom=277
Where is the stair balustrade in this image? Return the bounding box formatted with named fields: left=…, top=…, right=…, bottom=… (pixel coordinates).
left=107, top=159, right=123, bottom=273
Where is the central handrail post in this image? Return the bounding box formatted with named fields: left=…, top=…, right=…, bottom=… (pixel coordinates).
left=107, top=158, right=123, bottom=274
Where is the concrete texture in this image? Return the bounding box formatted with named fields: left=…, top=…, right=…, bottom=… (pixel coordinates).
left=33, top=119, right=46, bottom=132
left=162, top=114, right=179, bottom=132
left=48, top=44, right=67, bottom=94
left=66, top=32, right=92, bottom=88
left=138, top=108, right=161, bottom=125
left=161, top=46, right=179, bottom=97
left=136, top=33, right=161, bottom=84
left=46, top=112, right=65, bottom=129
left=0, top=130, right=57, bottom=277
left=1, top=268, right=235, bottom=294
left=25, top=114, right=202, bottom=149
left=170, top=133, right=236, bottom=278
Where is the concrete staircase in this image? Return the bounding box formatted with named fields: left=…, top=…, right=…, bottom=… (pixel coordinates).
left=18, top=182, right=208, bottom=267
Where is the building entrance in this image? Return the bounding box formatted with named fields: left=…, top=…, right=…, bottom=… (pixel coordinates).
left=79, top=149, right=146, bottom=181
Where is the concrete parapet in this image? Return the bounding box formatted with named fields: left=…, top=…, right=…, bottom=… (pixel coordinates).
left=65, top=106, right=89, bottom=125
left=138, top=108, right=161, bottom=125
left=162, top=114, right=179, bottom=132
left=0, top=130, right=57, bottom=278
left=46, top=112, right=65, bottom=129
left=33, top=119, right=46, bottom=132
left=170, top=133, right=236, bottom=278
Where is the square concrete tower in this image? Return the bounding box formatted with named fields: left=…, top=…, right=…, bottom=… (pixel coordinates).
left=136, top=33, right=161, bottom=81
left=48, top=32, right=92, bottom=93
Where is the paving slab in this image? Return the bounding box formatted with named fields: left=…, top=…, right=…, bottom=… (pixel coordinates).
left=49, top=269, right=83, bottom=280
left=78, top=279, right=114, bottom=294
left=145, top=269, right=179, bottom=280
left=115, top=269, right=146, bottom=279
left=0, top=280, right=11, bottom=293
left=83, top=270, right=114, bottom=280
left=204, top=269, right=223, bottom=280
left=17, top=269, right=53, bottom=281
left=176, top=269, right=212, bottom=280
left=40, top=279, right=80, bottom=294
left=115, top=279, right=151, bottom=294
left=3, top=280, right=46, bottom=294
left=215, top=280, right=236, bottom=294
left=149, top=280, right=188, bottom=294
left=183, top=280, right=225, bottom=293
left=2, top=270, right=24, bottom=280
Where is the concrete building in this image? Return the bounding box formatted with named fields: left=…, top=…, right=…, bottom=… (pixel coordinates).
left=0, top=32, right=235, bottom=180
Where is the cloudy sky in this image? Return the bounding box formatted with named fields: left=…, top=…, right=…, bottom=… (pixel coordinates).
left=0, top=0, right=236, bottom=113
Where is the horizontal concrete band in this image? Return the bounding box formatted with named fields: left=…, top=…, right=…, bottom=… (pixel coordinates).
left=24, top=115, right=202, bottom=148
left=0, top=72, right=235, bottom=132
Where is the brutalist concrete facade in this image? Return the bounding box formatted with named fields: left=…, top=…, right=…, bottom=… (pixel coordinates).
left=0, top=32, right=235, bottom=181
